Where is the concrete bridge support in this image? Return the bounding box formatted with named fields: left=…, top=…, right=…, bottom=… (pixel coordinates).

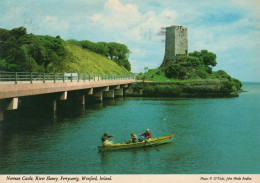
left=60, top=91, right=67, bottom=100
left=93, top=91, right=103, bottom=101
left=78, top=88, right=94, bottom=106
left=115, top=88, right=123, bottom=97
left=0, top=98, right=19, bottom=121
left=53, top=92, right=68, bottom=113
left=93, top=86, right=109, bottom=101
left=122, top=84, right=128, bottom=88
left=0, top=100, right=5, bottom=121
left=88, top=88, right=93, bottom=95
left=0, top=110, right=3, bottom=121
left=53, top=100, right=57, bottom=114
left=7, top=98, right=18, bottom=110
left=114, top=85, right=120, bottom=90
left=80, top=94, right=86, bottom=105
left=103, top=89, right=114, bottom=99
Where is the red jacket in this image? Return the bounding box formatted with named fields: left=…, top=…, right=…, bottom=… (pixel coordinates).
left=139, top=131, right=151, bottom=138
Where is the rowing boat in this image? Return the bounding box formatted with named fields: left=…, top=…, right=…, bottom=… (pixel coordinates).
left=98, top=133, right=175, bottom=152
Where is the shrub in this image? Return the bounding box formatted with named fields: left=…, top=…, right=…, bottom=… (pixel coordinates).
left=214, top=70, right=231, bottom=80
left=164, top=64, right=180, bottom=78
left=143, top=85, right=182, bottom=97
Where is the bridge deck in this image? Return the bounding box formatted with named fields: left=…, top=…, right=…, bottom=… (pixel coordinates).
left=0, top=79, right=135, bottom=99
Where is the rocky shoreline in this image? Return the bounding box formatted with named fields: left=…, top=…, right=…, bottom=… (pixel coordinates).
left=125, top=80, right=240, bottom=98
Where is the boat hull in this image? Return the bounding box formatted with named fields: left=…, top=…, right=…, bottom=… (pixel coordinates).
left=98, top=134, right=175, bottom=152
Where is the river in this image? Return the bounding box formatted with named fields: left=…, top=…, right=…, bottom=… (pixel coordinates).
left=0, top=82, right=259, bottom=174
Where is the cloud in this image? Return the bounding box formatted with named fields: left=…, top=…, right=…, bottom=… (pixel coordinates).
left=42, top=16, right=69, bottom=32
left=90, top=0, right=177, bottom=42
left=91, top=0, right=141, bottom=29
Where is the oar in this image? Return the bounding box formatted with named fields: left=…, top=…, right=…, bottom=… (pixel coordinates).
left=138, top=135, right=160, bottom=151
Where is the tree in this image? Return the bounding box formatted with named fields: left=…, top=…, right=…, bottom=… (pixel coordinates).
left=215, top=70, right=231, bottom=80
left=107, top=42, right=131, bottom=71
left=189, top=50, right=217, bottom=67
left=96, top=42, right=109, bottom=57
left=200, top=50, right=217, bottom=66
left=0, top=27, right=68, bottom=72
left=9, top=27, right=26, bottom=39
left=165, top=64, right=181, bottom=78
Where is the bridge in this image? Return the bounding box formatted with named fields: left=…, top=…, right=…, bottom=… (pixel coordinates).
left=0, top=72, right=135, bottom=121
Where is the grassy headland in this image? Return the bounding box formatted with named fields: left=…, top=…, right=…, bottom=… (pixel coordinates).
left=126, top=50, right=242, bottom=97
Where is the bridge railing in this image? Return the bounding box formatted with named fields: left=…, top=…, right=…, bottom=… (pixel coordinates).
left=0, top=72, right=135, bottom=84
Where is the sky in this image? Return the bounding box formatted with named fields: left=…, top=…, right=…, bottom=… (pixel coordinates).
left=0, top=0, right=260, bottom=82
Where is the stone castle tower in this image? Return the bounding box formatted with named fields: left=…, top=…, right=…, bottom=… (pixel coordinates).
left=160, top=25, right=188, bottom=67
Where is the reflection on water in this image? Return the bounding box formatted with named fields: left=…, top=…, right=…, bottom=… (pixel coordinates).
left=0, top=83, right=260, bottom=174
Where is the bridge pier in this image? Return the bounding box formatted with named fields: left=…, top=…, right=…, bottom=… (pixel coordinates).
left=0, top=98, right=19, bottom=121
left=93, top=91, right=103, bottom=101
left=7, top=98, right=18, bottom=110
left=0, top=100, right=5, bottom=121
left=114, top=85, right=120, bottom=90
left=103, top=89, right=114, bottom=99
left=93, top=87, right=110, bottom=101
left=122, top=84, right=128, bottom=88
left=115, top=88, right=124, bottom=97
left=81, top=94, right=86, bottom=105
left=60, top=91, right=67, bottom=100
left=88, top=88, right=93, bottom=95
left=0, top=109, right=3, bottom=121
left=102, top=86, right=109, bottom=92
left=53, top=99, right=57, bottom=113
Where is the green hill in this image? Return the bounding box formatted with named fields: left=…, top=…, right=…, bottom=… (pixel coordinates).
left=0, top=27, right=131, bottom=75
left=61, top=43, right=130, bottom=75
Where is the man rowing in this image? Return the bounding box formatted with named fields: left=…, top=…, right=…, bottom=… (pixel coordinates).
left=129, top=132, right=138, bottom=143
left=101, top=132, right=114, bottom=145
left=139, top=129, right=151, bottom=140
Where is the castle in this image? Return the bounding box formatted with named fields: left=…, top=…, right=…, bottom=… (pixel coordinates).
left=160, top=25, right=188, bottom=67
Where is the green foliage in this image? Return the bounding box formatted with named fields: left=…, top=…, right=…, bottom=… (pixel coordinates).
left=165, top=64, right=180, bottom=78
left=67, top=39, right=81, bottom=46
left=220, top=78, right=243, bottom=95
left=187, top=56, right=201, bottom=67
left=0, top=27, right=68, bottom=72
left=137, top=68, right=171, bottom=82
left=213, top=70, right=231, bottom=80
left=232, top=78, right=242, bottom=88
left=196, top=68, right=208, bottom=79
left=67, top=39, right=131, bottom=71
left=96, top=42, right=109, bottom=57
left=220, top=81, right=234, bottom=94
left=143, top=85, right=182, bottom=97
left=200, top=50, right=217, bottom=66
left=130, top=83, right=143, bottom=93
left=161, top=50, right=218, bottom=80
left=189, top=50, right=217, bottom=67
left=0, top=27, right=131, bottom=75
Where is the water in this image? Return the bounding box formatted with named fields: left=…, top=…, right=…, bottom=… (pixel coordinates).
left=0, top=83, right=259, bottom=174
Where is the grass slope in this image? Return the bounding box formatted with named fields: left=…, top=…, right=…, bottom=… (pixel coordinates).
left=139, top=68, right=219, bottom=82
left=63, top=43, right=130, bottom=75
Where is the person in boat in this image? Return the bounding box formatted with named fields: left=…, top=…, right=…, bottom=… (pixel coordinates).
left=101, top=132, right=114, bottom=145
left=129, top=132, right=138, bottom=143
left=139, top=129, right=151, bottom=140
